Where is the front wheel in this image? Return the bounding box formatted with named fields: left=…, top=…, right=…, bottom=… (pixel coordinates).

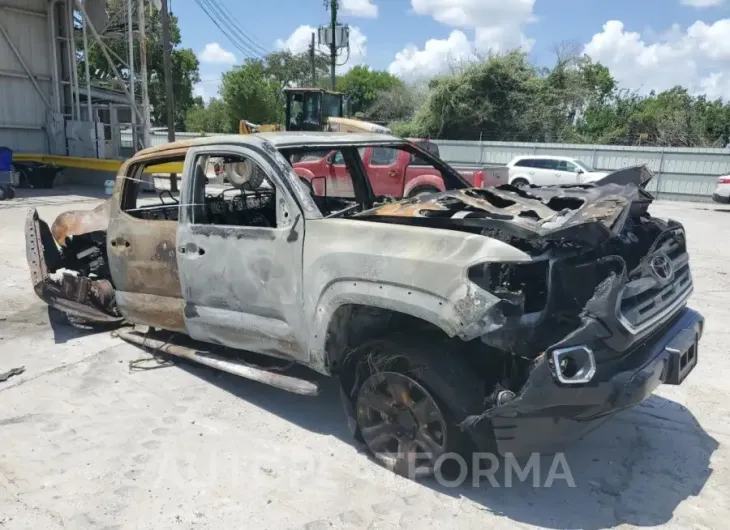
left=346, top=333, right=488, bottom=478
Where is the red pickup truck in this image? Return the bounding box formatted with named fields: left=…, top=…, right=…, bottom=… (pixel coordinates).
left=292, top=139, right=504, bottom=198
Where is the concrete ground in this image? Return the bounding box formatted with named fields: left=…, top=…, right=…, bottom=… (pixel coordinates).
left=0, top=188, right=728, bottom=530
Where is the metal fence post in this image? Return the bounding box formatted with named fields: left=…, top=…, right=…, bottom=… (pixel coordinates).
left=478, top=132, right=485, bottom=165
left=657, top=149, right=665, bottom=199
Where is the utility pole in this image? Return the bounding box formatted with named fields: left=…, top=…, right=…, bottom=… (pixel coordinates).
left=329, top=0, right=337, bottom=90
left=160, top=0, right=177, bottom=192
left=161, top=0, right=175, bottom=144
left=310, top=32, right=316, bottom=86
left=81, top=13, right=93, bottom=123
left=127, top=0, right=137, bottom=151
left=137, top=0, right=151, bottom=148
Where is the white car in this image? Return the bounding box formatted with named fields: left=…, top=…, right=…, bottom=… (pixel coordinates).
left=506, top=155, right=610, bottom=187
left=712, top=174, right=730, bottom=204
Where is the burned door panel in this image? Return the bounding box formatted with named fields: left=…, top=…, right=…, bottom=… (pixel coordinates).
left=176, top=146, right=307, bottom=361
left=106, top=155, right=187, bottom=333
left=107, top=214, right=185, bottom=332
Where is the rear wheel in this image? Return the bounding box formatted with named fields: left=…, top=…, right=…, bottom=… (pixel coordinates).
left=510, top=178, right=529, bottom=189
left=347, top=333, right=488, bottom=478
left=407, top=186, right=440, bottom=198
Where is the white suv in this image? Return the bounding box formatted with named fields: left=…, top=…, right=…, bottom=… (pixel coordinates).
left=506, top=155, right=610, bottom=187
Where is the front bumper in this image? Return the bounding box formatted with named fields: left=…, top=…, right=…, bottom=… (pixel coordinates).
left=466, top=306, right=703, bottom=456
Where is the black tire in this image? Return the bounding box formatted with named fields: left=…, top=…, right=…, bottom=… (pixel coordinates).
left=407, top=186, right=440, bottom=198
left=344, top=332, right=489, bottom=478
left=0, top=186, right=6, bottom=201
left=6, top=186, right=15, bottom=199
left=510, top=178, right=530, bottom=189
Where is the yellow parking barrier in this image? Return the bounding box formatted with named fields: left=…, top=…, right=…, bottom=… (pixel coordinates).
left=13, top=154, right=184, bottom=174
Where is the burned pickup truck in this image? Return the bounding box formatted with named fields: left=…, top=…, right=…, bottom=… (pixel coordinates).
left=27, top=132, right=702, bottom=475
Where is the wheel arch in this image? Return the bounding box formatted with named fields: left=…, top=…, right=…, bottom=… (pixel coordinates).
left=403, top=174, right=445, bottom=197
left=309, top=283, right=462, bottom=375
left=509, top=174, right=533, bottom=186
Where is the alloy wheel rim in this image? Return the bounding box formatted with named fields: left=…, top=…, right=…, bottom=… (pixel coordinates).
left=356, top=371, right=448, bottom=476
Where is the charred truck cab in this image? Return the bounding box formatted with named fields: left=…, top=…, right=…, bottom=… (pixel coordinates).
left=26, top=133, right=703, bottom=475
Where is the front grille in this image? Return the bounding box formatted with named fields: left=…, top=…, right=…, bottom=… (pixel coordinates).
left=618, top=228, right=693, bottom=332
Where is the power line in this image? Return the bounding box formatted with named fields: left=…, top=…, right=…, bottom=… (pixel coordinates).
left=194, top=0, right=258, bottom=59
left=199, top=0, right=265, bottom=57
left=194, top=0, right=268, bottom=60
left=208, top=0, right=269, bottom=56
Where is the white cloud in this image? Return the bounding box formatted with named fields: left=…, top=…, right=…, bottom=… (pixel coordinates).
left=584, top=19, right=730, bottom=99
left=388, top=0, right=535, bottom=81
left=681, top=0, right=725, bottom=7
left=275, top=25, right=316, bottom=55
left=388, top=30, right=474, bottom=80
left=341, top=0, right=378, bottom=18
left=198, top=42, right=236, bottom=64
left=276, top=25, right=368, bottom=73
left=344, top=26, right=368, bottom=70
left=411, top=0, right=535, bottom=28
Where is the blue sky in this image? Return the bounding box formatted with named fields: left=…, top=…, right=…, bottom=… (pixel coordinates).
left=174, top=0, right=730, bottom=101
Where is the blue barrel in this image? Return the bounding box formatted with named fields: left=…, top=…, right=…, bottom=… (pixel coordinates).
left=0, top=146, right=11, bottom=186
left=0, top=147, right=12, bottom=171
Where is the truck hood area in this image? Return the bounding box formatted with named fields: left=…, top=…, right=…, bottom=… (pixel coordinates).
left=355, top=165, right=655, bottom=248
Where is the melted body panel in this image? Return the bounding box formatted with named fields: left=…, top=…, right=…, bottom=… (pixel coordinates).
left=51, top=200, right=111, bottom=247
left=302, top=218, right=532, bottom=371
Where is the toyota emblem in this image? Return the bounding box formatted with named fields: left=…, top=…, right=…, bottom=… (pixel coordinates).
left=650, top=252, right=674, bottom=284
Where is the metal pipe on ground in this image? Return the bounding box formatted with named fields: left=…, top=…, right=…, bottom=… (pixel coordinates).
left=116, top=329, right=321, bottom=396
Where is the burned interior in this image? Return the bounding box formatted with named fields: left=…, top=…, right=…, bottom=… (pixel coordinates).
left=27, top=208, right=120, bottom=324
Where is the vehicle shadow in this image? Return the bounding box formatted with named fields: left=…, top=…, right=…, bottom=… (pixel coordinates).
left=422, top=395, right=717, bottom=528
left=176, top=360, right=717, bottom=529
left=178, top=361, right=353, bottom=442
left=46, top=307, right=116, bottom=345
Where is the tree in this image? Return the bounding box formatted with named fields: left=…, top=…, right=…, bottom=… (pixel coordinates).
left=367, top=84, right=419, bottom=123
left=220, top=60, right=279, bottom=128
left=185, top=98, right=232, bottom=133
left=401, top=51, right=541, bottom=140
left=264, top=50, right=329, bottom=120
left=335, top=66, right=404, bottom=115
left=80, top=0, right=200, bottom=130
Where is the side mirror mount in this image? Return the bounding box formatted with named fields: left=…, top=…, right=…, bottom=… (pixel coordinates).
left=576, top=168, right=584, bottom=174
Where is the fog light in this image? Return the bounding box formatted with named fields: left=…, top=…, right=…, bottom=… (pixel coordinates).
left=551, top=346, right=596, bottom=385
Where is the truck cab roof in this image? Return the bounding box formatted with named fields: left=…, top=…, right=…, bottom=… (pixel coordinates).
left=135, top=132, right=409, bottom=158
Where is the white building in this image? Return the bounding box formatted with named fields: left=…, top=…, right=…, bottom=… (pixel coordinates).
left=0, top=0, right=137, bottom=157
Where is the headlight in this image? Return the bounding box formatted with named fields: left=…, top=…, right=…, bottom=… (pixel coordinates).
left=468, top=261, right=549, bottom=314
